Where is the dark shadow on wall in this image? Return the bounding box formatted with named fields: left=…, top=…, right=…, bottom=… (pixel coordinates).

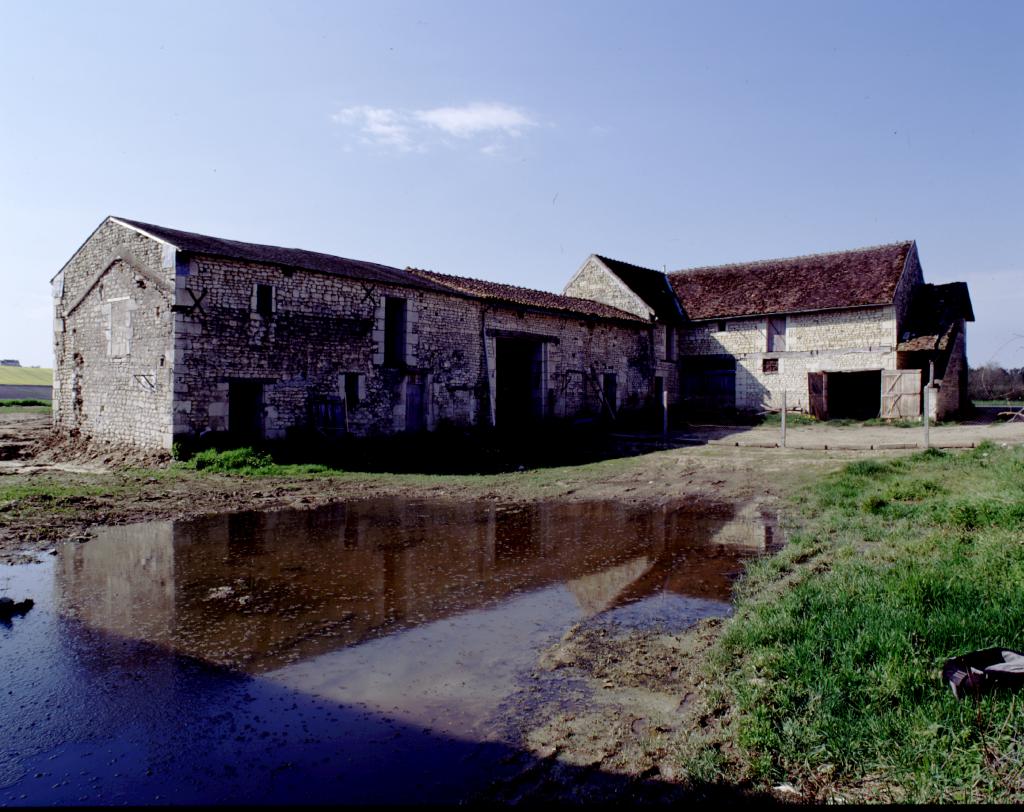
left=182, top=419, right=714, bottom=475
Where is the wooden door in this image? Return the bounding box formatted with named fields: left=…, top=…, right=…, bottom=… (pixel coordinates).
left=808, top=372, right=826, bottom=420
left=881, top=369, right=921, bottom=418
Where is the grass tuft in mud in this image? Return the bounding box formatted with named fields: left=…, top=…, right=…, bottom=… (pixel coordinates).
left=183, top=447, right=333, bottom=476
left=710, top=441, right=1024, bottom=802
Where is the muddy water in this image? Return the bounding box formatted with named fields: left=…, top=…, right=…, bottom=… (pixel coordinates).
left=1, top=498, right=776, bottom=804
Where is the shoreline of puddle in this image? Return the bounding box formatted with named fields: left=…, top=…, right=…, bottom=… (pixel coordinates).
left=1, top=496, right=781, bottom=804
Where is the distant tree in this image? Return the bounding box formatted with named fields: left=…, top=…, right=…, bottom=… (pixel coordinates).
left=970, top=363, right=1024, bottom=401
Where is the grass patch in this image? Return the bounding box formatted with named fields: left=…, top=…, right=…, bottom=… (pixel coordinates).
left=758, top=412, right=820, bottom=427
left=0, top=399, right=51, bottom=414
left=709, top=441, right=1024, bottom=802
left=182, top=446, right=336, bottom=477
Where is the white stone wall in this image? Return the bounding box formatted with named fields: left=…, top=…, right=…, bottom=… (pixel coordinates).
left=562, top=257, right=653, bottom=320
left=679, top=306, right=898, bottom=411
left=52, top=219, right=177, bottom=449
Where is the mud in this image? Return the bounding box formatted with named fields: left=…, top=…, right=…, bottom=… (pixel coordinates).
left=4, top=410, right=1019, bottom=801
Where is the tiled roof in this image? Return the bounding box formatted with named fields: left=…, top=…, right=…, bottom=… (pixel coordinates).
left=407, top=268, right=646, bottom=323
left=112, top=217, right=450, bottom=293
left=668, top=241, right=915, bottom=321
left=594, top=255, right=684, bottom=323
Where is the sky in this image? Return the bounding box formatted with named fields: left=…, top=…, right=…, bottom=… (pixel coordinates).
left=1, top=0, right=1021, bottom=368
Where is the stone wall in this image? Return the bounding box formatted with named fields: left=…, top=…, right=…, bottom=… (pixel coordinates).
left=52, top=220, right=176, bottom=448
left=562, top=257, right=652, bottom=320
left=678, top=306, right=897, bottom=411
left=170, top=255, right=660, bottom=443
left=933, top=321, right=967, bottom=421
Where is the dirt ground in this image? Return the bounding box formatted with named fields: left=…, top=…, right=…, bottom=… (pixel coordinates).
left=3, top=408, right=1023, bottom=801
left=0, top=409, right=895, bottom=565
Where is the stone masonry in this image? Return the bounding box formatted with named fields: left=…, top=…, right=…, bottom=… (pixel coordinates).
left=52, top=219, right=973, bottom=451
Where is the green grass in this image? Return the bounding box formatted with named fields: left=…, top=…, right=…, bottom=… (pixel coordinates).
left=758, top=412, right=820, bottom=427
left=709, top=442, right=1024, bottom=802
left=182, top=446, right=338, bottom=476
left=0, top=481, right=106, bottom=503
left=0, top=399, right=52, bottom=414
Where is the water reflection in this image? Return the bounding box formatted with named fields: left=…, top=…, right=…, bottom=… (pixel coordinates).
left=56, top=499, right=775, bottom=675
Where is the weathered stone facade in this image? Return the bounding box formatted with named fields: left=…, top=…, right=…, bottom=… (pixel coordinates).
left=53, top=219, right=665, bottom=451
left=677, top=306, right=898, bottom=411
left=52, top=220, right=973, bottom=450
left=52, top=220, right=177, bottom=448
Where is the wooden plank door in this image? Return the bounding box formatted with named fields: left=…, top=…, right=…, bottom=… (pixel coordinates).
left=808, top=372, right=826, bottom=420
left=881, top=369, right=921, bottom=418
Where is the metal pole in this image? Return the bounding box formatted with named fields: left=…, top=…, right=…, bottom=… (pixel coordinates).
left=781, top=390, right=787, bottom=448
left=662, top=389, right=669, bottom=436
left=923, top=384, right=930, bottom=449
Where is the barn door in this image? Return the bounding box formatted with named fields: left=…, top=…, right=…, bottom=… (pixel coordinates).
left=808, top=372, right=826, bottom=420
left=881, top=369, right=922, bottom=419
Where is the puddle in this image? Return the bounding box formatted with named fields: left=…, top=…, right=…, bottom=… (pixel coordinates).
left=0, top=498, right=778, bottom=803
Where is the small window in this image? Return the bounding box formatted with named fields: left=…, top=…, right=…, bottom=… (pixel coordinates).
left=255, top=284, right=274, bottom=318
left=344, top=373, right=361, bottom=406
left=664, top=326, right=676, bottom=361
left=717, top=320, right=727, bottom=333
left=384, top=297, right=407, bottom=367
left=763, top=358, right=779, bottom=374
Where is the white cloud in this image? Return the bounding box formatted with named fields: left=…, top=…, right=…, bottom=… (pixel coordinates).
left=414, top=103, right=535, bottom=138
left=331, top=106, right=413, bottom=150
left=331, top=102, right=536, bottom=154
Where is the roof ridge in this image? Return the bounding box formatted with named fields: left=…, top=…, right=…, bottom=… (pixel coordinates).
left=407, top=267, right=645, bottom=321
left=669, top=240, right=915, bottom=276
left=409, top=266, right=596, bottom=302
left=113, top=216, right=406, bottom=273
left=594, top=254, right=663, bottom=274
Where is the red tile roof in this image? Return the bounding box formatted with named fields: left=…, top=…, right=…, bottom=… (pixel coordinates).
left=407, top=268, right=646, bottom=323
left=668, top=241, right=915, bottom=320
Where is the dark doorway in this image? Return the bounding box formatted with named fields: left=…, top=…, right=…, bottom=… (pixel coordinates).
left=496, top=338, right=543, bottom=427
left=681, top=356, right=736, bottom=413
left=405, top=372, right=427, bottom=432
left=602, top=373, right=618, bottom=419
left=229, top=381, right=265, bottom=444
left=822, top=370, right=881, bottom=420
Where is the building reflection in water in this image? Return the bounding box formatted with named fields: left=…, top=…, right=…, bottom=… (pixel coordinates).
left=56, top=499, right=778, bottom=676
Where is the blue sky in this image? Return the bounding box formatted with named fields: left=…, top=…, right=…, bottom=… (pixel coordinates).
left=1, top=0, right=1021, bottom=368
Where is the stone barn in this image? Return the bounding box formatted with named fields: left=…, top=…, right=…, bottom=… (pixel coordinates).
left=565, top=241, right=973, bottom=422
left=52, top=217, right=667, bottom=451
left=52, top=218, right=975, bottom=452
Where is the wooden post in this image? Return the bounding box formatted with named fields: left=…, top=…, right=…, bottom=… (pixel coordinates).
left=781, top=390, right=787, bottom=448
left=662, top=389, right=669, bottom=436
left=923, top=385, right=930, bottom=449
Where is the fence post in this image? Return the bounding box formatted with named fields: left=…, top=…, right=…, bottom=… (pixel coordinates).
left=781, top=390, right=787, bottom=448
left=923, top=385, right=930, bottom=449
